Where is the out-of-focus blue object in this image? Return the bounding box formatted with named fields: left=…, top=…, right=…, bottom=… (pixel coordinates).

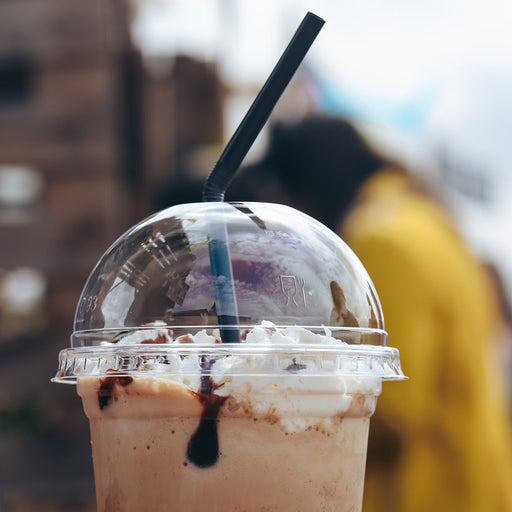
left=313, top=74, right=440, bottom=134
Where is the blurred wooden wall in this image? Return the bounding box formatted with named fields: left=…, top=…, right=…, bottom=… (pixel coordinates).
left=0, top=1, right=140, bottom=510
left=0, top=2, right=224, bottom=511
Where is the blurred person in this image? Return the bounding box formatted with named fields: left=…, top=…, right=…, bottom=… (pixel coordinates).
left=230, top=114, right=512, bottom=512
left=485, top=262, right=512, bottom=411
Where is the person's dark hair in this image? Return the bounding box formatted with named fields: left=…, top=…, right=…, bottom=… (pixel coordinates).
left=152, top=177, right=204, bottom=211
left=233, top=114, right=389, bottom=230
left=154, top=115, right=392, bottom=231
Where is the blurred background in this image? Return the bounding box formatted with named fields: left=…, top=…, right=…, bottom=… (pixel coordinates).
left=1, top=0, right=512, bottom=510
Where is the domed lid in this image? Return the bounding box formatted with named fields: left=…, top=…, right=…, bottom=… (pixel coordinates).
left=54, top=202, right=407, bottom=384
left=72, top=202, right=385, bottom=347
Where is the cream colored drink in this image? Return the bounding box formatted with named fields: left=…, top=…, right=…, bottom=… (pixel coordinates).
left=78, top=374, right=373, bottom=512
left=69, top=324, right=397, bottom=512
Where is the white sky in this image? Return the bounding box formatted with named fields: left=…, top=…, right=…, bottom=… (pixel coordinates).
left=133, top=0, right=512, bottom=91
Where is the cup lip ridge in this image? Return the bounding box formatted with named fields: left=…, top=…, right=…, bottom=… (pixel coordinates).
left=53, top=325, right=406, bottom=384
left=69, top=324, right=389, bottom=349
left=71, top=324, right=388, bottom=336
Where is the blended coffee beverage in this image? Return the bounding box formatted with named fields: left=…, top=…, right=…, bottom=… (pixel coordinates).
left=76, top=325, right=386, bottom=512
left=54, top=202, right=405, bottom=512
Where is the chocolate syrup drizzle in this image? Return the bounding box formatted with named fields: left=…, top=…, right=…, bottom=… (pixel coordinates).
left=97, top=361, right=227, bottom=468
left=98, top=373, right=133, bottom=410
left=186, top=359, right=227, bottom=468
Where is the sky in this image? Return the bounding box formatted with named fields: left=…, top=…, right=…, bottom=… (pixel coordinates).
left=131, top=0, right=512, bottom=148
left=132, top=0, right=511, bottom=93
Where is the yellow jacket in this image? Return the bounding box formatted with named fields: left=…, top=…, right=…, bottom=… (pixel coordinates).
left=341, top=170, right=512, bottom=512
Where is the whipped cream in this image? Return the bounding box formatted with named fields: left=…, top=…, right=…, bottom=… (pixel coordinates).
left=117, top=320, right=338, bottom=346
left=110, top=321, right=383, bottom=422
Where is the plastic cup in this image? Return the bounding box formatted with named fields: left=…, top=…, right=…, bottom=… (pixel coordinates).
left=54, top=202, right=405, bottom=512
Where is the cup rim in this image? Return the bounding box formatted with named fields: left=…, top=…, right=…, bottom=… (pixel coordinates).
left=54, top=340, right=406, bottom=384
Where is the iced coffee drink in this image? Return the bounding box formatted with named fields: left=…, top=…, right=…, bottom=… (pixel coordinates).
left=54, top=202, right=405, bottom=512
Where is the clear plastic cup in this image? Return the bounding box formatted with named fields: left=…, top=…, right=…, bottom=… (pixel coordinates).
left=54, top=202, right=405, bottom=512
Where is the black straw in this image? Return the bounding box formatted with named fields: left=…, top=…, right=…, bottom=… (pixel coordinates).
left=203, top=12, right=324, bottom=344
left=202, top=12, right=325, bottom=201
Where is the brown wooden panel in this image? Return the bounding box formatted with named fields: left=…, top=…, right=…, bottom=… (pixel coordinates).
left=0, top=173, right=133, bottom=279
left=0, top=0, right=131, bottom=62
left=0, top=62, right=122, bottom=152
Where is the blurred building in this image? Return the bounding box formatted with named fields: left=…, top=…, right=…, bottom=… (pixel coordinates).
left=0, top=1, right=131, bottom=511
left=0, top=1, right=225, bottom=509
left=142, top=54, right=224, bottom=193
